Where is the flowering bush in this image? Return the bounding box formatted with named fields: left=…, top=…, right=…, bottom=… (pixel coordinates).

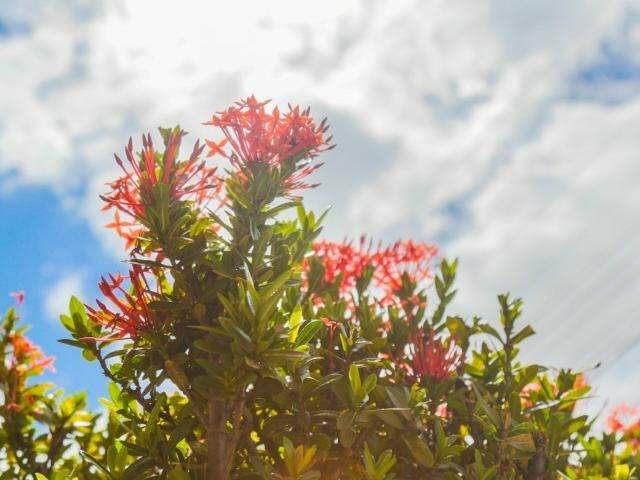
left=2, top=96, right=639, bottom=479
left=0, top=299, right=120, bottom=479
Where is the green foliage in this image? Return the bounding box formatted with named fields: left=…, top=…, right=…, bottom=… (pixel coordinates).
left=0, top=308, right=120, bottom=479
left=3, top=101, right=638, bottom=479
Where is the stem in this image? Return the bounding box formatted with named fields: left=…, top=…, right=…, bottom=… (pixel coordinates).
left=205, top=393, right=245, bottom=480
left=206, top=397, right=228, bottom=480
left=95, top=348, right=176, bottom=425
left=223, top=394, right=246, bottom=474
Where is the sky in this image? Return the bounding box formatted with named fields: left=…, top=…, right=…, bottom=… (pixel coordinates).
left=0, top=0, right=639, bottom=414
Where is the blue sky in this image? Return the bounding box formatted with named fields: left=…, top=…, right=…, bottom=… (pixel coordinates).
left=1, top=0, right=640, bottom=413
left=0, top=186, right=120, bottom=398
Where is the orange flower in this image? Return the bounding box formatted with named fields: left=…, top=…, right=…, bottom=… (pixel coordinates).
left=371, top=240, right=438, bottom=306
left=308, top=238, right=372, bottom=294
left=204, top=95, right=333, bottom=192
left=435, top=402, right=450, bottom=418
left=3, top=332, right=55, bottom=413
left=608, top=405, right=640, bottom=434
left=86, top=265, right=157, bottom=338
left=410, top=330, right=462, bottom=382
left=304, top=238, right=437, bottom=307
left=9, top=334, right=56, bottom=375
left=102, top=129, right=223, bottom=248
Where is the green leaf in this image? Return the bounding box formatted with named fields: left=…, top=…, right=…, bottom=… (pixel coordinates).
left=168, top=467, right=191, bottom=480
left=82, top=349, right=97, bottom=361
left=471, top=382, right=501, bottom=428
left=403, top=435, right=434, bottom=467
left=295, top=320, right=324, bottom=347
left=69, top=296, right=87, bottom=323
left=58, top=338, right=90, bottom=349
left=349, top=364, right=362, bottom=397
left=505, top=433, right=536, bottom=453
left=262, top=349, right=307, bottom=366
left=59, top=314, right=74, bottom=331
left=288, top=304, right=302, bottom=343
left=122, top=457, right=156, bottom=479
left=363, top=374, right=377, bottom=396
left=260, top=269, right=293, bottom=305
left=511, top=325, right=535, bottom=345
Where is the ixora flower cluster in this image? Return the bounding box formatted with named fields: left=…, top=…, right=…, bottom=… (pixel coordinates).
left=2, top=97, right=639, bottom=479
left=1, top=297, right=111, bottom=479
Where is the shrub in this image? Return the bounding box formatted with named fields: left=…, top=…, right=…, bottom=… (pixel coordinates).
left=2, top=97, right=638, bottom=479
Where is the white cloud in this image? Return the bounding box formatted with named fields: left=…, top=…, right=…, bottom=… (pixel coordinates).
left=448, top=97, right=640, bottom=369
left=44, top=273, right=85, bottom=322
left=1, top=0, right=640, bottom=405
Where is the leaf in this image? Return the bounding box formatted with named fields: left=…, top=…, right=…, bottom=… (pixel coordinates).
left=471, top=382, right=501, bottom=428
left=168, top=467, right=191, bottom=480
left=59, top=314, right=74, bottom=332
left=511, top=325, right=535, bottom=345
left=262, top=349, right=307, bottom=366
left=506, top=433, right=536, bottom=453
left=261, top=269, right=293, bottom=305
left=363, top=374, right=377, bottom=396
left=218, top=316, right=253, bottom=352
left=69, top=296, right=88, bottom=323
left=308, top=373, right=342, bottom=394
left=122, top=457, right=156, bottom=480
left=82, top=349, right=97, bottom=361
left=339, top=427, right=357, bottom=448
left=295, top=320, right=324, bottom=347
left=403, top=435, right=434, bottom=467
left=58, top=338, right=90, bottom=349
left=288, top=304, right=302, bottom=343
left=349, top=364, right=362, bottom=398
left=434, top=418, right=446, bottom=453
left=561, top=386, right=591, bottom=402
left=372, top=408, right=406, bottom=429
left=479, top=323, right=503, bottom=343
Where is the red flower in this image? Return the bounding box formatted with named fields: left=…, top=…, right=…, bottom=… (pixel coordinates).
left=204, top=95, right=333, bottom=192
left=101, top=129, right=223, bottom=248
left=305, top=238, right=437, bottom=307
left=9, top=291, right=25, bottom=305
left=520, top=381, right=543, bottom=409
left=608, top=405, right=640, bottom=434
left=9, top=333, right=55, bottom=375
left=86, top=265, right=157, bottom=338
left=372, top=240, right=438, bottom=305
left=410, top=330, right=462, bottom=382
left=6, top=402, right=21, bottom=412
left=321, top=317, right=339, bottom=369
left=2, top=319, right=55, bottom=413
left=309, top=238, right=372, bottom=295
left=435, top=402, right=450, bottom=418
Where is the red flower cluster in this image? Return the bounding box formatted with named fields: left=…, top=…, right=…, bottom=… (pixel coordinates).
left=86, top=265, right=157, bottom=338
left=410, top=330, right=462, bottom=382
left=204, top=96, right=333, bottom=191
left=307, top=238, right=438, bottom=306
left=102, top=129, right=222, bottom=248
left=373, top=240, right=438, bottom=302
left=519, top=381, right=543, bottom=409
left=310, top=238, right=372, bottom=294
left=4, top=333, right=55, bottom=411
left=9, top=334, right=55, bottom=376
left=608, top=405, right=640, bottom=443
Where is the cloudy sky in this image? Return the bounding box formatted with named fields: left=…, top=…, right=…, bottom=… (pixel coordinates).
left=1, top=0, right=639, bottom=413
